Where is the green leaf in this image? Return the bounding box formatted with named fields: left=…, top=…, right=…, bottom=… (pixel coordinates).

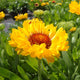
left=54, top=10, right=60, bottom=21
left=0, top=23, right=5, bottom=31
left=5, top=42, right=14, bottom=56
left=49, top=72, right=58, bottom=80
left=72, top=47, right=78, bottom=60
left=0, top=67, right=22, bottom=80
left=0, top=76, right=4, bottom=80
left=0, top=49, right=4, bottom=66
left=32, top=77, right=37, bottom=80
left=76, top=17, right=80, bottom=25
left=62, top=51, right=72, bottom=68
left=26, top=56, right=38, bottom=72
left=72, top=31, right=78, bottom=44
left=17, top=65, right=29, bottom=80
left=75, top=75, right=80, bottom=80
left=77, top=38, right=80, bottom=47
left=72, top=66, right=79, bottom=79
left=1, top=32, right=8, bottom=43
left=72, top=50, right=80, bottom=60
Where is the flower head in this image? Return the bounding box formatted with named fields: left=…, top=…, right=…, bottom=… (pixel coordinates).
left=56, top=3, right=62, bottom=6
left=46, top=2, right=49, bottom=5
left=14, top=13, right=28, bottom=21
left=9, top=18, right=69, bottom=63
left=0, top=11, right=5, bottom=20
left=69, top=27, right=76, bottom=32
left=52, top=1, right=56, bottom=3
left=35, top=3, right=39, bottom=7
left=41, top=2, right=46, bottom=6
left=69, top=1, right=80, bottom=15
left=33, top=9, right=44, bottom=17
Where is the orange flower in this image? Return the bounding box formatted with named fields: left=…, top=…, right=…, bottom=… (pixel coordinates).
left=52, top=1, right=56, bottom=3
left=31, top=0, right=33, bottom=1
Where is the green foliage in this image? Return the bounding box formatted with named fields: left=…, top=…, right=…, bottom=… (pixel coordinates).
left=0, top=24, right=5, bottom=31
left=57, top=21, right=74, bottom=31
left=0, top=76, right=4, bottom=80
left=17, top=65, right=29, bottom=80
left=0, top=0, right=29, bottom=14
left=5, top=42, right=14, bottom=56
left=0, top=0, right=8, bottom=11
left=33, top=9, right=44, bottom=18
left=7, top=0, right=28, bottom=14
left=0, top=67, right=22, bottom=80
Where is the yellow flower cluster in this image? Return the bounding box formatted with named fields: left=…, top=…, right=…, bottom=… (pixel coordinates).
left=41, top=2, right=49, bottom=6
left=69, top=27, right=76, bottom=32
left=69, top=1, right=80, bottom=15
left=0, top=11, right=5, bottom=20
left=9, top=18, right=69, bottom=63
left=14, top=13, right=28, bottom=21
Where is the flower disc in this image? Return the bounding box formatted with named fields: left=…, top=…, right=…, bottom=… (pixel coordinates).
left=29, top=33, right=51, bottom=48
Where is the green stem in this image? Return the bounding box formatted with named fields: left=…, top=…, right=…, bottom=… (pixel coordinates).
left=38, top=59, right=41, bottom=80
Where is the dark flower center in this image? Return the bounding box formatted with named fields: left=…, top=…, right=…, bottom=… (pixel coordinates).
left=29, top=33, right=51, bottom=49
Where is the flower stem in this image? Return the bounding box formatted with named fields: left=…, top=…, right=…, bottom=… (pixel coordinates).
left=38, top=59, right=41, bottom=80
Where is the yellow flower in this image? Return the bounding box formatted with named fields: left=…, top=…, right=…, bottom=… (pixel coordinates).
left=14, top=13, right=28, bottom=21
left=69, top=1, right=80, bottom=15
left=0, top=11, right=5, bottom=20
left=56, top=3, right=62, bottom=6
left=41, top=2, right=46, bottom=6
left=69, top=27, right=76, bottom=32
left=75, top=4, right=80, bottom=15
left=9, top=18, right=69, bottom=63
left=46, top=2, right=49, bottom=5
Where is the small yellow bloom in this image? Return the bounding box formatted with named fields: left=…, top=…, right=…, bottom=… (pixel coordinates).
left=9, top=18, right=69, bottom=63
left=56, top=3, right=62, bottom=6
left=0, top=11, right=5, bottom=20
left=69, top=27, right=76, bottom=32
left=41, top=2, right=46, bottom=6
left=14, top=13, right=28, bottom=21
left=46, top=2, right=49, bottom=5
left=69, top=1, right=80, bottom=15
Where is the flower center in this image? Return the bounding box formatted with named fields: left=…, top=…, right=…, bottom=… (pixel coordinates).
left=29, top=33, right=51, bottom=49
